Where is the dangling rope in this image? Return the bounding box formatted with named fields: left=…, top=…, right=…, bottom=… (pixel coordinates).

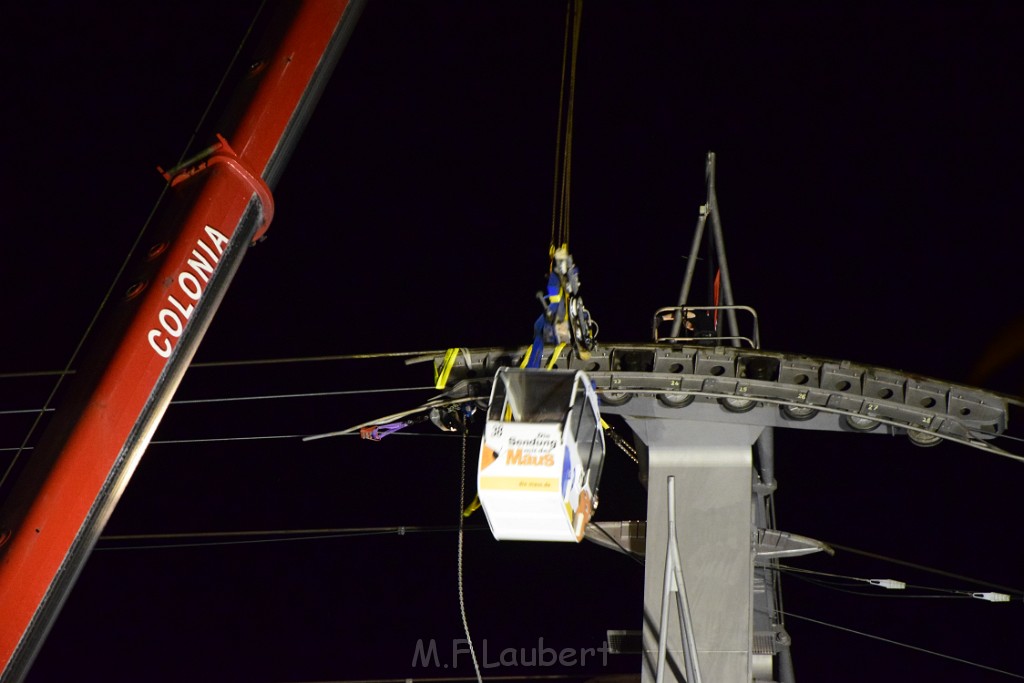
left=457, top=427, right=483, bottom=683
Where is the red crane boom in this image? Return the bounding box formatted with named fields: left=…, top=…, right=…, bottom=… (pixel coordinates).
left=0, top=2, right=364, bottom=679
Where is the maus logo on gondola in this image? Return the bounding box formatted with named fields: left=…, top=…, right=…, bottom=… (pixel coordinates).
left=506, top=450, right=555, bottom=467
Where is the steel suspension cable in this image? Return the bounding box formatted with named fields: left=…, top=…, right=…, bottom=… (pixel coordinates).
left=190, top=349, right=449, bottom=368
left=781, top=609, right=1024, bottom=680
left=170, top=385, right=434, bottom=406
left=823, top=540, right=1022, bottom=595
left=151, top=431, right=469, bottom=448
left=772, top=564, right=1020, bottom=601
left=1, top=417, right=479, bottom=453
left=0, top=384, right=434, bottom=427
left=0, top=350, right=449, bottom=380
left=277, top=675, right=585, bottom=683
left=0, top=5, right=269, bottom=495
left=96, top=523, right=484, bottom=551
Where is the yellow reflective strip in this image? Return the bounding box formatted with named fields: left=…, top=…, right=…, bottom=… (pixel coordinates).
left=519, top=347, right=532, bottom=369
left=435, top=347, right=460, bottom=389
left=546, top=342, right=567, bottom=370
left=548, top=292, right=562, bottom=303
left=600, top=418, right=610, bottom=430
left=462, top=494, right=482, bottom=518
left=479, top=477, right=559, bottom=491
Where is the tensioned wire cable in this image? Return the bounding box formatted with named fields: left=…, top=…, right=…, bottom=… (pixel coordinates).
left=92, top=517, right=1022, bottom=597
left=3, top=382, right=1020, bottom=463
left=10, top=347, right=1016, bottom=447
left=769, top=563, right=1023, bottom=600
left=9, top=362, right=1017, bottom=451
left=273, top=676, right=590, bottom=683
left=0, top=349, right=452, bottom=380
left=154, top=431, right=472, bottom=446
left=0, top=423, right=478, bottom=453
left=170, top=385, right=434, bottom=405
left=3, top=389, right=1019, bottom=466
left=0, top=384, right=437, bottom=442
left=822, top=540, right=1022, bottom=595
left=1, top=431, right=478, bottom=453
left=95, top=524, right=485, bottom=551
left=0, top=2, right=270, bottom=494
left=4, top=387, right=1021, bottom=458
left=3, top=337, right=1019, bottom=592
left=779, top=608, right=1024, bottom=680
left=93, top=523, right=1022, bottom=677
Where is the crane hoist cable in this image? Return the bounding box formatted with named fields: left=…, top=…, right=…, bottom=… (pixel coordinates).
left=528, top=0, right=598, bottom=366
left=550, top=0, right=583, bottom=255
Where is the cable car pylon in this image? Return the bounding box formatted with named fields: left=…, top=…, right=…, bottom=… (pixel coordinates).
left=387, top=152, right=1014, bottom=683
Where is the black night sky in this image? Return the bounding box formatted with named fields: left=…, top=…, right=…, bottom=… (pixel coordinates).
left=2, top=2, right=1023, bottom=682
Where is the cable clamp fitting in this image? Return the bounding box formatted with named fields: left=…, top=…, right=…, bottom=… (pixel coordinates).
left=971, top=592, right=1011, bottom=603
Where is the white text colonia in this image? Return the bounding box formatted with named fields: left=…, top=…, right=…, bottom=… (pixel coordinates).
left=147, top=225, right=229, bottom=358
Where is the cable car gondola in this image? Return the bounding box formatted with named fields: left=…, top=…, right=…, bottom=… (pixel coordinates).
left=477, top=368, right=605, bottom=542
